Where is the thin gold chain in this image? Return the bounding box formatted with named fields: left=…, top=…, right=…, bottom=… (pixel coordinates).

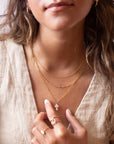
left=36, top=55, right=85, bottom=79
left=31, top=46, right=85, bottom=79
left=44, top=69, right=84, bottom=104
left=36, top=59, right=85, bottom=88
left=32, top=53, right=85, bottom=88
left=34, top=58, right=85, bottom=104
left=31, top=47, right=85, bottom=106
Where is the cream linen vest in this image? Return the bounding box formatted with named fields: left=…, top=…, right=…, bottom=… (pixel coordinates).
left=0, top=39, right=111, bottom=144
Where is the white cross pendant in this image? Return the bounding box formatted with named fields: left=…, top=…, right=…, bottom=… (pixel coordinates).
left=54, top=104, right=59, bottom=111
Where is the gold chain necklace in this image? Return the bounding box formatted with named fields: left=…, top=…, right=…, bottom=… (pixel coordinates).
left=36, top=58, right=85, bottom=88
left=31, top=48, right=85, bottom=88
left=37, top=55, right=85, bottom=79
left=33, top=56, right=85, bottom=111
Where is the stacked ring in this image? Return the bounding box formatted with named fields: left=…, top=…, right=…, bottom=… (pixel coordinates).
left=50, top=117, right=61, bottom=126
left=40, top=117, right=61, bottom=135
left=40, top=127, right=49, bottom=135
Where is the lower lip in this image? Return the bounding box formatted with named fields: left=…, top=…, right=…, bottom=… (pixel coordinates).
left=47, top=5, right=72, bottom=12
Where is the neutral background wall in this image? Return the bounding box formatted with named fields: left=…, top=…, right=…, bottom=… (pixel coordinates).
left=0, top=0, right=9, bottom=14
left=0, top=0, right=9, bottom=33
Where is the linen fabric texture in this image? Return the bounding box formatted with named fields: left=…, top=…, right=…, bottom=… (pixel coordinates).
left=0, top=39, right=111, bottom=144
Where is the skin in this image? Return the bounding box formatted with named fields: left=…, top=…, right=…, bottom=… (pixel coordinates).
left=26, top=0, right=95, bottom=143
left=27, top=0, right=93, bottom=72
left=32, top=99, right=87, bottom=144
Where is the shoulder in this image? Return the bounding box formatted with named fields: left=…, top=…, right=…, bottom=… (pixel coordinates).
left=95, top=72, right=114, bottom=95
left=0, top=40, right=9, bottom=78
left=0, top=39, right=20, bottom=63
left=0, top=39, right=20, bottom=56
left=0, top=39, right=22, bottom=52
left=0, top=39, right=23, bottom=58
left=0, top=39, right=23, bottom=82
left=0, top=39, right=15, bottom=47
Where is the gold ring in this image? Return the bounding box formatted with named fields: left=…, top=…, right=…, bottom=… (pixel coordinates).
left=50, top=117, right=61, bottom=126
left=40, top=127, right=49, bottom=135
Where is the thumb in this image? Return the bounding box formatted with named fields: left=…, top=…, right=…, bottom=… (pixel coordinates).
left=66, top=109, right=86, bottom=136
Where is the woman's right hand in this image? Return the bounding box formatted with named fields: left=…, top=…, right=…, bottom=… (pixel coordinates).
left=31, top=99, right=88, bottom=144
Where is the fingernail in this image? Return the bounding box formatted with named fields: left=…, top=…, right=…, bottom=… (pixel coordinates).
left=66, top=109, right=72, bottom=114
left=44, top=99, right=49, bottom=104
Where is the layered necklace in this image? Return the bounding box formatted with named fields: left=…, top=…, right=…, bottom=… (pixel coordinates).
left=31, top=48, right=86, bottom=111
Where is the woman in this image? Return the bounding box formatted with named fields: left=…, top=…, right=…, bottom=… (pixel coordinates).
left=0, top=0, right=114, bottom=144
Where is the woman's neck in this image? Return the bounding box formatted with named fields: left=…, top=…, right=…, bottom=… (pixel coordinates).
left=33, top=20, right=86, bottom=73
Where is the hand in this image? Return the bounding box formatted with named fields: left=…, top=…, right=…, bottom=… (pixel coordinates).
left=31, top=99, right=87, bottom=144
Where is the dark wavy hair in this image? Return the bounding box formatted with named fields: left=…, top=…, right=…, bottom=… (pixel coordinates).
left=0, top=0, right=114, bottom=143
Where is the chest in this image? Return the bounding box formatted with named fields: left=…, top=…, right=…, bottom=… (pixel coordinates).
left=28, top=64, right=93, bottom=127
left=0, top=40, right=110, bottom=144
left=0, top=62, right=109, bottom=144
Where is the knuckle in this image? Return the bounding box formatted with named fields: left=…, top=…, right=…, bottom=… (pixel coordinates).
left=32, top=127, right=37, bottom=134
left=80, top=128, right=87, bottom=138
left=57, top=128, right=67, bottom=140
left=34, top=112, right=45, bottom=124
left=36, top=119, right=42, bottom=126
left=31, top=137, right=36, bottom=144
left=38, top=112, right=45, bottom=118
left=49, top=137, right=57, bottom=144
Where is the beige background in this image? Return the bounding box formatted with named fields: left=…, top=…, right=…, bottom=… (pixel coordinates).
left=0, top=0, right=9, bottom=14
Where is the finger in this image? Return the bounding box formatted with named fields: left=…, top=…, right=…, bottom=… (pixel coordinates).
left=33, top=112, right=52, bottom=136
left=66, top=109, right=86, bottom=136
left=31, top=137, right=40, bottom=144
left=32, top=127, right=45, bottom=144
left=33, top=112, right=47, bottom=126
left=44, top=99, right=64, bottom=129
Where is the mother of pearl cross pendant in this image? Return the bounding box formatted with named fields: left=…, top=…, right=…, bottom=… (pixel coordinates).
left=54, top=104, right=59, bottom=111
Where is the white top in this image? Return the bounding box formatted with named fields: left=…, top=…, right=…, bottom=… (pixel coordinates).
left=0, top=39, right=111, bottom=144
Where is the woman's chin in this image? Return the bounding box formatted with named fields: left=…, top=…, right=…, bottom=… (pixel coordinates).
left=46, top=19, right=77, bottom=31
left=50, top=24, right=70, bottom=31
